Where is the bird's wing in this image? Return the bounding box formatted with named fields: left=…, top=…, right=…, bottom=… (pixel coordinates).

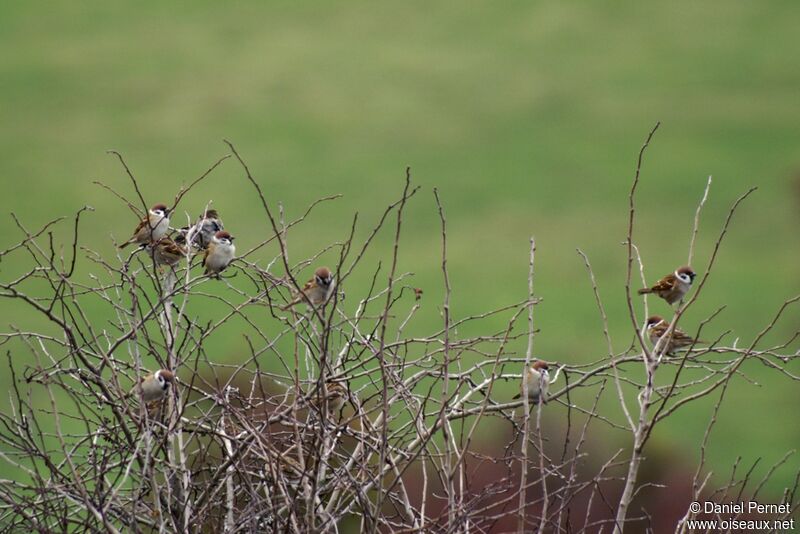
left=301, top=277, right=316, bottom=293
left=162, top=239, right=186, bottom=256
left=129, top=217, right=149, bottom=238
left=650, top=325, right=668, bottom=339
left=648, top=273, right=677, bottom=292
left=126, top=374, right=149, bottom=398
left=280, top=278, right=316, bottom=309
left=673, top=329, right=696, bottom=343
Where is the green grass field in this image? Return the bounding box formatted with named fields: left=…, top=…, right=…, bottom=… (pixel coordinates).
left=1, top=1, right=799, bottom=501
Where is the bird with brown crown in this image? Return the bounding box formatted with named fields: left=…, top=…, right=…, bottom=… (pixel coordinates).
left=645, top=315, right=703, bottom=356
left=638, top=266, right=696, bottom=305
left=203, top=231, right=236, bottom=277
left=119, top=203, right=170, bottom=249
left=513, top=360, right=550, bottom=405
left=281, top=267, right=335, bottom=311
left=127, top=369, right=176, bottom=418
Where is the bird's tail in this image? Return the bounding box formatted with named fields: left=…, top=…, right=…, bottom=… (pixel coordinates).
left=637, top=288, right=652, bottom=295
left=118, top=241, right=131, bottom=250
left=512, top=393, right=521, bottom=400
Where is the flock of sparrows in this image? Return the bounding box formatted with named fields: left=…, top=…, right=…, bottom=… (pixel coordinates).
left=516, top=265, right=700, bottom=405
left=118, top=203, right=236, bottom=277
left=120, top=203, right=338, bottom=412
left=121, top=204, right=701, bottom=414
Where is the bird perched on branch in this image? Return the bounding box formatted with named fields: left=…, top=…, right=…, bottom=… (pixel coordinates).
left=281, top=266, right=335, bottom=311
left=263, top=446, right=311, bottom=485
left=309, top=381, right=348, bottom=415
left=513, top=360, right=550, bottom=404
left=203, top=231, right=236, bottom=277
left=638, top=266, right=696, bottom=305
left=129, top=369, right=175, bottom=403
left=180, top=209, right=224, bottom=249
left=119, top=203, right=170, bottom=249
left=646, top=315, right=702, bottom=356
left=148, top=237, right=188, bottom=267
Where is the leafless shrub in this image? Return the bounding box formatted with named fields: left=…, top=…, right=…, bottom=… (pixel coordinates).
left=0, top=131, right=797, bottom=532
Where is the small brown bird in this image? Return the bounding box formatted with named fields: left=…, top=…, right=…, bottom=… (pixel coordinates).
left=646, top=315, right=701, bottom=356
left=264, top=447, right=309, bottom=484
left=148, top=237, right=188, bottom=267
left=181, top=209, right=224, bottom=249
left=119, top=203, right=170, bottom=249
left=638, top=266, right=696, bottom=305
left=512, top=360, right=550, bottom=404
left=310, top=381, right=348, bottom=414
left=203, top=231, right=236, bottom=277
left=130, top=369, right=175, bottom=403
left=281, top=267, right=335, bottom=311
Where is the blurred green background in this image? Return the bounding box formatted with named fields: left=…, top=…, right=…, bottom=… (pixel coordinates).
left=1, top=0, right=798, bottom=502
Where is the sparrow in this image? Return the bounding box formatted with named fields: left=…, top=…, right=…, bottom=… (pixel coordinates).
left=203, top=231, right=236, bottom=277
left=281, top=266, right=335, bottom=311
left=512, top=360, right=550, bottom=404
left=119, top=203, right=170, bottom=249
left=645, top=315, right=702, bottom=356
left=181, top=209, right=224, bottom=249
left=130, top=369, right=175, bottom=403
left=309, top=381, right=348, bottom=414
left=638, top=266, right=697, bottom=305
left=264, top=447, right=308, bottom=484
left=148, top=237, right=188, bottom=267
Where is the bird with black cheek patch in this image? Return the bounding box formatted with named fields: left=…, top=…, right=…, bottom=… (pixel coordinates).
left=203, top=231, right=236, bottom=277
left=513, top=360, right=550, bottom=405
left=281, top=266, right=336, bottom=311
left=638, top=266, right=697, bottom=305
left=119, top=203, right=170, bottom=249
left=130, top=369, right=175, bottom=403
left=646, top=315, right=703, bottom=356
